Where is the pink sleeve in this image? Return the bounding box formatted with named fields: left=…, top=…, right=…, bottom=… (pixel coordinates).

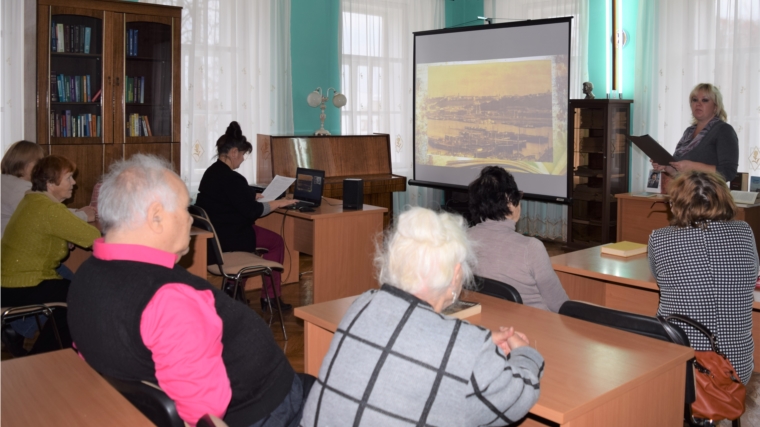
left=140, top=284, right=231, bottom=426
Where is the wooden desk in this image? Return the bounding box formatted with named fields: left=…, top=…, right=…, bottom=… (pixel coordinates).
left=616, top=192, right=760, bottom=250
left=295, top=292, right=694, bottom=427
left=1, top=349, right=153, bottom=426
left=552, top=245, right=760, bottom=372
left=256, top=198, right=385, bottom=303
left=64, top=226, right=213, bottom=279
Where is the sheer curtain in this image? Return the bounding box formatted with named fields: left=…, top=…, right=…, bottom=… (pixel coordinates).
left=484, top=0, right=589, bottom=241
left=339, top=0, right=446, bottom=216
left=632, top=0, right=760, bottom=191
left=143, top=0, right=293, bottom=192
left=1, top=1, right=25, bottom=153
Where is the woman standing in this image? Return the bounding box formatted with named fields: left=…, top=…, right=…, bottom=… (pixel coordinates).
left=649, top=171, right=758, bottom=384
left=195, top=122, right=296, bottom=310
left=652, top=83, right=739, bottom=182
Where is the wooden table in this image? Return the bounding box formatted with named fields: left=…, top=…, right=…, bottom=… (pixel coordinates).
left=1, top=349, right=153, bottom=426
left=295, top=291, right=694, bottom=427
left=256, top=198, right=386, bottom=303
left=551, top=245, right=760, bottom=372
left=64, top=226, right=213, bottom=279
left=616, top=192, right=760, bottom=250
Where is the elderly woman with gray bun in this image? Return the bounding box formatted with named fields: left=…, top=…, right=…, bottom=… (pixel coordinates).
left=301, top=207, right=544, bottom=427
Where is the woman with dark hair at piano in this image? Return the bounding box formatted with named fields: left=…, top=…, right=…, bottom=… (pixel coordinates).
left=195, top=121, right=297, bottom=311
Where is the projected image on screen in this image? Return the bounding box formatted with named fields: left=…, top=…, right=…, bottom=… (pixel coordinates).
left=412, top=18, right=572, bottom=200
left=416, top=56, right=566, bottom=175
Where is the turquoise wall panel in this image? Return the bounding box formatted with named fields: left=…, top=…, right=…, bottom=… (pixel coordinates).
left=445, top=0, right=483, bottom=28
left=291, top=0, right=341, bottom=135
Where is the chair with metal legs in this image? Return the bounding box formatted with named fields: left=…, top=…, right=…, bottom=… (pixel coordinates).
left=191, top=214, right=288, bottom=340
left=1, top=303, right=67, bottom=357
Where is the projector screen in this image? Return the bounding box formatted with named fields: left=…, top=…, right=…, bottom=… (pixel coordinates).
left=413, top=18, right=572, bottom=202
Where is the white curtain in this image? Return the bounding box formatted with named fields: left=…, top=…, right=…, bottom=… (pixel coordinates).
left=632, top=0, right=760, bottom=191
left=339, top=0, right=446, bottom=215
left=0, top=1, right=25, bottom=153
left=484, top=0, right=590, bottom=241
left=143, top=0, right=293, bottom=193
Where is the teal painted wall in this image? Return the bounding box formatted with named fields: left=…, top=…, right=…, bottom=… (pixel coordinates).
left=291, top=0, right=341, bottom=135
left=445, top=0, right=483, bottom=28
left=587, top=0, right=607, bottom=97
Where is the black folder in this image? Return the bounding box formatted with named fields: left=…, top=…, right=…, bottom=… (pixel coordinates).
left=628, top=135, right=675, bottom=165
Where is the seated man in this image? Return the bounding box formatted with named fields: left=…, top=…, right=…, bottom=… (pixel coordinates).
left=68, top=154, right=308, bottom=427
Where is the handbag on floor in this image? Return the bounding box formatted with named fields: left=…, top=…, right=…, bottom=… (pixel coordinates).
left=659, top=313, right=746, bottom=422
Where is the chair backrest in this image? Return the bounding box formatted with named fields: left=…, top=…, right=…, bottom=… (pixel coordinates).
left=558, top=300, right=690, bottom=346
left=189, top=204, right=209, bottom=219
left=197, top=414, right=229, bottom=427
left=102, top=375, right=185, bottom=427
left=473, top=275, right=523, bottom=304
left=190, top=214, right=226, bottom=271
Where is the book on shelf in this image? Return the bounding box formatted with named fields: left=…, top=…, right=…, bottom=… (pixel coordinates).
left=139, top=76, right=145, bottom=103
left=442, top=300, right=481, bottom=320
left=144, top=115, right=152, bottom=136
left=56, top=24, right=64, bottom=53
left=50, top=71, right=58, bottom=102
left=84, top=27, right=91, bottom=54
left=51, top=21, right=56, bottom=52
left=751, top=176, right=760, bottom=193
left=730, top=173, right=749, bottom=192
left=63, top=24, right=69, bottom=54
left=133, top=29, right=138, bottom=56
left=91, top=88, right=102, bottom=102
left=600, top=241, right=647, bottom=257
left=73, top=25, right=79, bottom=53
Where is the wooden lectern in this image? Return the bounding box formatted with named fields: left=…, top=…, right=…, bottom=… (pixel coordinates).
left=256, top=134, right=406, bottom=228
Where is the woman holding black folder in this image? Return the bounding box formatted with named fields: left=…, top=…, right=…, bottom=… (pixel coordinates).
left=652, top=83, right=738, bottom=182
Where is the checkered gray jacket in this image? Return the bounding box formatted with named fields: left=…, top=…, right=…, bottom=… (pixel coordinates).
left=649, top=220, right=759, bottom=384
left=300, top=285, right=544, bottom=426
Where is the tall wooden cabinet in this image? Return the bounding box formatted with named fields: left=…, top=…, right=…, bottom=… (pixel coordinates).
left=568, top=99, right=632, bottom=247
left=36, top=0, right=181, bottom=207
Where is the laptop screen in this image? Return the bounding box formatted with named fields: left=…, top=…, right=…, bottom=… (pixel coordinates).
left=293, top=167, right=325, bottom=206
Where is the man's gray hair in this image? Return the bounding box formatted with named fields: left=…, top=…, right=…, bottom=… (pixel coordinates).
left=98, top=154, right=181, bottom=233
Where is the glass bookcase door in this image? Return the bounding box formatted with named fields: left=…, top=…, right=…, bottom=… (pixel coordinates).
left=571, top=106, right=606, bottom=244
left=122, top=17, right=173, bottom=142
left=48, top=12, right=104, bottom=143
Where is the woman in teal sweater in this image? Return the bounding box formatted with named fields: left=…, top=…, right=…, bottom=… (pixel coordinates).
left=1, top=155, right=100, bottom=354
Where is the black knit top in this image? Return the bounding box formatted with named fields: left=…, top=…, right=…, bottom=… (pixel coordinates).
left=196, top=160, right=264, bottom=252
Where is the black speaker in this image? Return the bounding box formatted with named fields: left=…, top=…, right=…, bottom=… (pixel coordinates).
left=343, top=178, right=364, bottom=210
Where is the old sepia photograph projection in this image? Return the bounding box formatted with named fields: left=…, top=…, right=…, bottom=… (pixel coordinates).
left=415, top=56, right=568, bottom=177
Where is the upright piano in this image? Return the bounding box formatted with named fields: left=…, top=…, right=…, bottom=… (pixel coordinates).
left=256, top=134, right=407, bottom=228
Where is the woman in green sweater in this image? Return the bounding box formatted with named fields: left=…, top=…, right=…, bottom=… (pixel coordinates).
left=1, top=155, right=100, bottom=354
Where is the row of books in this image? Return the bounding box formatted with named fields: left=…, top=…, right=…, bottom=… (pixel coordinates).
left=51, top=73, right=101, bottom=103
left=127, top=29, right=139, bottom=56
left=50, top=111, right=101, bottom=138
left=52, top=23, right=92, bottom=54
left=126, top=76, right=146, bottom=104
left=127, top=114, right=153, bottom=137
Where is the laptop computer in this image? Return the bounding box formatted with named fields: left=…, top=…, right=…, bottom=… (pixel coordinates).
left=292, top=167, right=325, bottom=208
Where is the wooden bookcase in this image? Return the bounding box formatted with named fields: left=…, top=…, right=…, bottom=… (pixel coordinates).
left=568, top=99, right=632, bottom=247
left=36, top=0, right=181, bottom=207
